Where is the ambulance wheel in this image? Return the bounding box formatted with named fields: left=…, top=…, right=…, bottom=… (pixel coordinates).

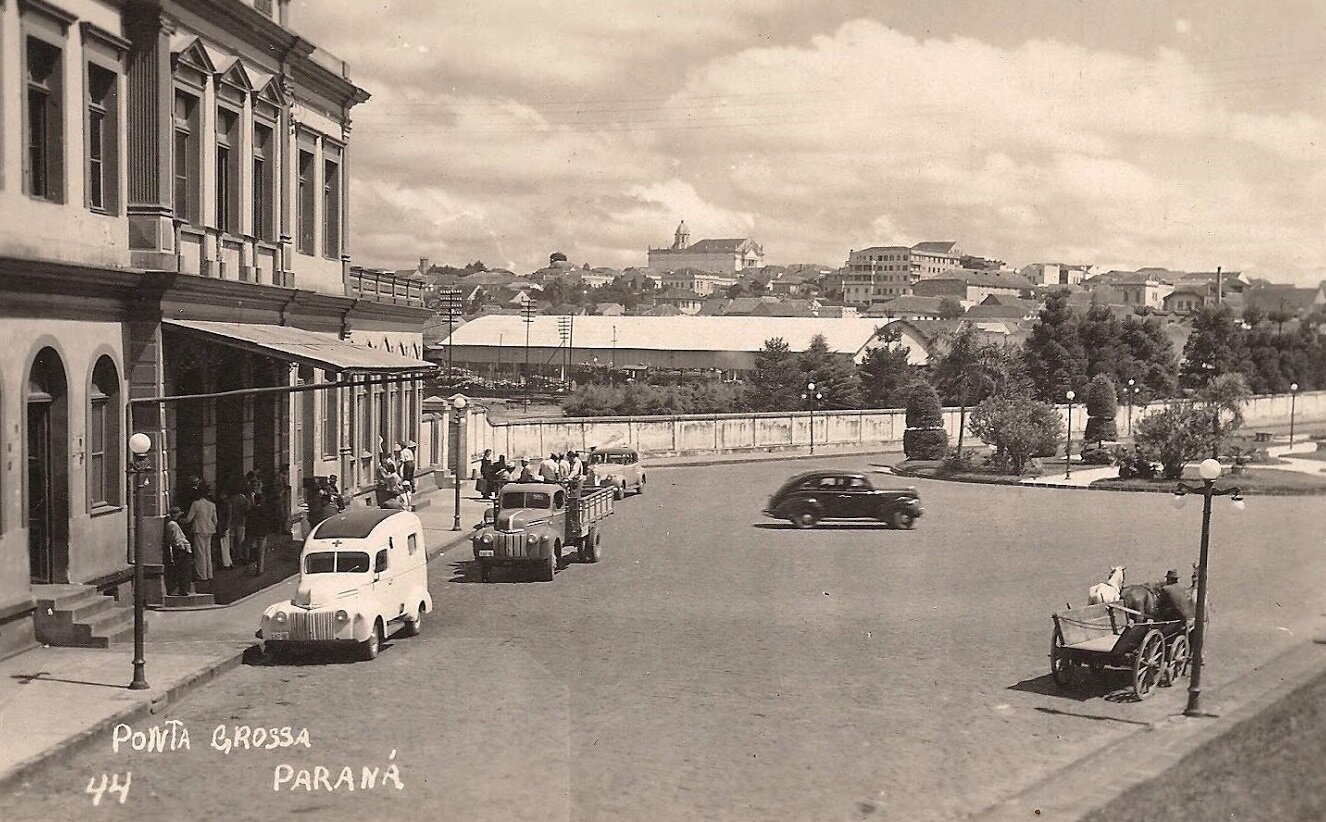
left=358, top=620, right=383, bottom=661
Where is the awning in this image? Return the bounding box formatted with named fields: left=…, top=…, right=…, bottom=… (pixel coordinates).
left=163, top=319, right=435, bottom=374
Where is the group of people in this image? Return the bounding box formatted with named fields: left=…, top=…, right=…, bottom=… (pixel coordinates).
left=474, top=449, right=594, bottom=499
left=307, top=474, right=349, bottom=526
left=163, top=471, right=290, bottom=596
left=377, top=440, right=418, bottom=510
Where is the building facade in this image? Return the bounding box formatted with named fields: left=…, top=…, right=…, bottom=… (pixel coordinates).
left=647, top=222, right=764, bottom=275
left=0, top=0, right=432, bottom=655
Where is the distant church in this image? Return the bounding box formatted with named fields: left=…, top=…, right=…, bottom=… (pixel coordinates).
left=647, top=221, right=764, bottom=274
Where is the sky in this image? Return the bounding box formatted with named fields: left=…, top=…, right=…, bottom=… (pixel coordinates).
left=293, top=0, right=1326, bottom=285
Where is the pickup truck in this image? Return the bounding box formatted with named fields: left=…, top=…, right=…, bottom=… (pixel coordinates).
left=472, top=481, right=615, bottom=582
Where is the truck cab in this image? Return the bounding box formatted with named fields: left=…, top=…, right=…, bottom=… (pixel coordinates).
left=472, top=481, right=614, bottom=582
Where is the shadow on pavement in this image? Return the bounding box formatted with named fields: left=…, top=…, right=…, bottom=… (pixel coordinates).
left=1033, top=705, right=1153, bottom=727
left=752, top=522, right=900, bottom=531
left=241, top=642, right=398, bottom=667
left=448, top=556, right=591, bottom=584
left=1008, top=671, right=1129, bottom=703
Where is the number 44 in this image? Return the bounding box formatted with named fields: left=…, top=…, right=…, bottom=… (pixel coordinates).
left=86, top=772, right=131, bottom=806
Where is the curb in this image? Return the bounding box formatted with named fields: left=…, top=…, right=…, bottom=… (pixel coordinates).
left=0, top=645, right=247, bottom=792
left=971, top=639, right=1326, bottom=821
left=888, top=465, right=1326, bottom=496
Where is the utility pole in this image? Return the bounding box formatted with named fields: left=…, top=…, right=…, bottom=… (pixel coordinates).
left=439, top=286, right=463, bottom=389
left=611, top=324, right=617, bottom=370
left=558, top=315, right=571, bottom=383
left=521, top=298, right=537, bottom=410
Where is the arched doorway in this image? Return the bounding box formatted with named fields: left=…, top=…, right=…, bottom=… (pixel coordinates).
left=28, top=348, right=70, bottom=584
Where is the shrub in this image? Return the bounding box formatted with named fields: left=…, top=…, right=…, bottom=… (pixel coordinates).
left=905, top=382, right=943, bottom=429
left=941, top=448, right=976, bottom=472
left=904, top=428, right=949, bottom=460
left=1117, top=450, right=1159, bottom=480
left=1084, top=375, right=1118, bottom=443
left=1079, top=442, right=1115, bottom=465
left=1134, top=404, right=1211, bottom=479
left=968, top=396, right=1062, bottom=475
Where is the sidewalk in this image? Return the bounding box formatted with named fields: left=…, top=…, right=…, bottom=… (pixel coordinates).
left=0, top=485, right=493, bottom=789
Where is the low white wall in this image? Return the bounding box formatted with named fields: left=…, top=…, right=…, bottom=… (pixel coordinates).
left=451, top=389, right=1326, bottom=468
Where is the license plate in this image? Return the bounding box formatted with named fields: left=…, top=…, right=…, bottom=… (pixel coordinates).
left=478, top=549, right=494, bottom=557
left=268, top=632, right=289, bottom=640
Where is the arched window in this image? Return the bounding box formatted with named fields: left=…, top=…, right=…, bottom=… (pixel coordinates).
left=89, top=356, right=122, bottom=508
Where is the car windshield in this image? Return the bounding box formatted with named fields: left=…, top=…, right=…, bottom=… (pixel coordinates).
left=500, top=491, right=551, bottom=509
left=303, top=551, right=371, bottom=574
left=590, top=453, right=635, bottom=465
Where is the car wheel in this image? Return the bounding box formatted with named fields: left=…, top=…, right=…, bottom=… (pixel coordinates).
left=891, top=510, right=916, bottom=530
left=790, top=509, right=818, bottom=529
left=613, top=484, right=624, bottom=501
left=401, top=604, right=424, bottom=637
left=636, top=475, right=645, bottom=496
left=358, top=620, right=383, bottom=661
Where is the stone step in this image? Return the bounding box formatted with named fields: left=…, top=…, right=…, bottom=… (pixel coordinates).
left=75, top=608, right=140, bottom=647
left=33, top=584, right=105, bottom=613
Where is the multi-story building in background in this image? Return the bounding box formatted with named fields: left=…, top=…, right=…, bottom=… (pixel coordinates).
left=0, top=0, right=432, bottom=653
left=647, top=221, right=764, bottom=274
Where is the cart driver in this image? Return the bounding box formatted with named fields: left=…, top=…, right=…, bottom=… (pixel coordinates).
left=1155, top=569, right=1195, bottom=626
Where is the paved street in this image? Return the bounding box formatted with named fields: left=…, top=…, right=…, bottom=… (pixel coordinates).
left=2, top=458, right=1323, bottom=821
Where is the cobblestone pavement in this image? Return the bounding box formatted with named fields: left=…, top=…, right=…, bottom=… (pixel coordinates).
left=1, top=457, right=1322, bottom=821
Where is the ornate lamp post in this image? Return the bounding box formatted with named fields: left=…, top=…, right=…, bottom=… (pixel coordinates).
left=801, top=381, right=823, bottom=455
left=451, top=396, right=468, bottom=531
left=1171, top=458, right=1244, bottom=717
left=1289, top=382, right=1299, bottom=446
left=127, top=433, right=153, bottom=691
left=1064, top=390, right=1076, bottom=480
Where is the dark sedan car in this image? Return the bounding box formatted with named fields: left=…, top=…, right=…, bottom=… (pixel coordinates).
left=763, top=470, right=923, bottom=529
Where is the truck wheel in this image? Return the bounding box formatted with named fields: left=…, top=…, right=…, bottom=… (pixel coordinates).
left=584, top=527, right=602, bottom=563
left=538, top=552, right=556, bottom=582
left=357, top=620, right=383, bottom=661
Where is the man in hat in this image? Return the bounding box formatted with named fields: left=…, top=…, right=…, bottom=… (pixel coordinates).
left=538, top=453, right=561, bottom=483
left=517, top=457, right=536, bottom=483
left=1155, top=569, right=1195, bottom=626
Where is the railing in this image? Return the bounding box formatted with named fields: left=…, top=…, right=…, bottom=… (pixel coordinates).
left=345, top=269, right=425, bottom=307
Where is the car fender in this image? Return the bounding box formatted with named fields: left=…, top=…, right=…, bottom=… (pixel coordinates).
left=775, top=497, right=825, bottom=518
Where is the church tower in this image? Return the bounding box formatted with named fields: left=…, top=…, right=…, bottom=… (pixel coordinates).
left=673, top=221, right=690, bottom=250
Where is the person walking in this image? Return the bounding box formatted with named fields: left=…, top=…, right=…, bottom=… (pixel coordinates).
left=164, top=507, right=194, bottom=596
left=247, top=485, right=269, bottom=576
left=228, top=481, right=252, bottom=563
left=183, top=484, right=218, bottom=588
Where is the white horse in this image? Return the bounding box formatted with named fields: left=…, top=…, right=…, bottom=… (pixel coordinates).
left=1087, top=565, right=1126, bottom=605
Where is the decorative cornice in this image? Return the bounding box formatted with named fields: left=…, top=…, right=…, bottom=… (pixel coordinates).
left=80, top=21, right=133, bottom=57
left=18, top=0, right=77, bottom=29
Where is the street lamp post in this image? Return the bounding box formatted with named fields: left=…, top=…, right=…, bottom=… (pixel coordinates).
left=801, top=381, right=823, bottom=455
left=1126, top=379, right=1135, bottom=439
left=521, top=300, right=537, bottom=410
left=1064, top=390, right=1076, bottom=480
left=127, top=433, right=153, bottom=691
left=1171, top=458, right=1244, bottom=717
left=451, top=396, right=467, bottom=531
left=1289, top=382, right=1299, bottom=446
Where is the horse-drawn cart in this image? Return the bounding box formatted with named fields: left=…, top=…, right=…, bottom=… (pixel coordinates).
left=1050, top=602, right=1190, bottom=700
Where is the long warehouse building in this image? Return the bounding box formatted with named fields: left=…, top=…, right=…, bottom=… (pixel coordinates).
left=429, top=315, right=897, bottom=378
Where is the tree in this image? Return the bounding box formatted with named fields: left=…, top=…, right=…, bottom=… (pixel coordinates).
left=937, top=297, right=965, bottom=319
left=748, top=338, right=802, bottom=411
left=1134, top=404, right=1210, bottom=479
left=968, top=397, right=1061, bottom=475
left=903, top=383, right=948, bottom=459
left=798, top=334, right=862, bottom=409
left=1083, top=374, right=1119, bottom=443
left=1180, top=305, right=1246, bottom=390
left=1078, top=305, right=1125, bottom=383
left=1117, top=314, right=1178, bottom=399
left=1198, top=372, right=1250, bottom=459
left=858, top=328, right=917, bottom=408
left=1023, top=290, right=1088, bottom=402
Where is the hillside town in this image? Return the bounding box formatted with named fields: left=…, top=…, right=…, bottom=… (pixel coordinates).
left=1, top=1, right=1324, bottom=820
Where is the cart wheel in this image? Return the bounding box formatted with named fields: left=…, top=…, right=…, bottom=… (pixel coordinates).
left=1164, top=632, right=1190, bottom=686
left=1132, top=629, right=1165, bottom=699
left=1050, top=628, right=1077, bottom=688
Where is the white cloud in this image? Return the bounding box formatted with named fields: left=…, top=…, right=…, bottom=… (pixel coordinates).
left=317, top=12, right=1326, bottom=284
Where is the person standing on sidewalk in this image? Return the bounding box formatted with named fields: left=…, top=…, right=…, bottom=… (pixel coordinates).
left=228, top=480, right=251, bottom=563
left=164, top=507, right=194, bottom=596
left=215, top=487, right=234, bottom=570
left=399, top=440, right=416, bottom=487
left=183, top=484, right=217, bottom=589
